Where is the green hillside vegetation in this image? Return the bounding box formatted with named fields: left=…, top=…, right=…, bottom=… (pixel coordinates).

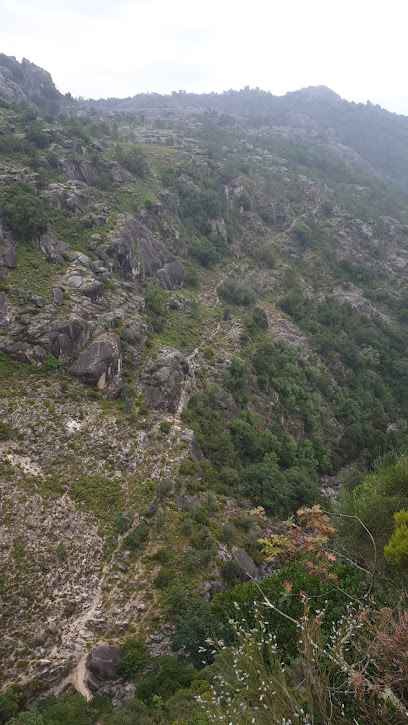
left=2, top=74, right=408, bottom=724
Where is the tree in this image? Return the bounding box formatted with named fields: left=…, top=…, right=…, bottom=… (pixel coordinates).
left=115, top=144, right=149, bottom=178
left=171, top=602, right=226, bottom=668
left=225, top=357, right=248, bottom=391
left=0, top=181, right=47, bottom=242
left=116, top=638, right=149, bottom=678
left=384, top=509, right=408, bottom=567
left=241, top=454, right=292, bottom=515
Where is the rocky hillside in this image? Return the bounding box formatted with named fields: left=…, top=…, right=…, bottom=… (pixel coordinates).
left=1, top=58, right=408, bottom=721
left=0, top=55, right=64, bottom=115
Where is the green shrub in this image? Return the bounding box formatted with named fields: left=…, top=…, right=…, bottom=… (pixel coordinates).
left=135, top=655, right=196, bottom=706
left=221, top=522, right=237, bottom=544
left=0, top=181, right=47, bottom=242
left=171, top=602, right=229, bottom=668
left=116, top=638, right=149, bottom=678
left=217, top=277, right=257, bottom=306
left=340, top=455, right=408, bottom=572
left=384, top=508, right=408, bottom=567
left=0, top=421, right=12, bottom=441
left=155, top=478, right=173, bottom=501
left=123, top=524, right=150, bottom=552
left=115, top=144, right=149, bottom=178
left=221, top=559, right=240, bottom=586
left=153, top=567, right=173, bottom=588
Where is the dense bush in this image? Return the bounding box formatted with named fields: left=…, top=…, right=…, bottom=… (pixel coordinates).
left=341, top=454, right=408, bottom=573
left=135, top=656, right=197, bottom=706
left=0, top=181, right=48, bottom=241
left=115, top=144, right=149, bottom=178
left=123, top=523, right=150, bottom=552
left=171, top=601, right=229, bottom=668
left=116, top=638, right=149, bottom=678
left=217, top=277, right=257, bottom=306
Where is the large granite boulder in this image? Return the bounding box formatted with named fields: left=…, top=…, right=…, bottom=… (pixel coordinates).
left=36, top=228, right=69, bottom=264
left=231, top=546, right=259, bottom=581
left=3, top=245, right=17, bottom=269
left=94, top=213, right=183, bottom=290
left=69, top=333, right=122, bottom=389
left=58, top=158, right=99, bottom=186
left=86, top=645, right=123, bottom=681
left=48, top=317, right=91, bottom=359
left=39, top=184, right=67, bottom=210
left=141, top=347, right=189, bottom=413
left=0, top=295, right=10, bottom=330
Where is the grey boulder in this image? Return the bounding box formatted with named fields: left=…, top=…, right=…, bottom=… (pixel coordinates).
left=69, top=332, right=122, bottom=388
left=86, top=645, right=123, bottom=681
left=96, top=213, right=184, bottom=290
left=231, top=546, right=259, bottom=581
left=141, top=347, right=189, bottom=412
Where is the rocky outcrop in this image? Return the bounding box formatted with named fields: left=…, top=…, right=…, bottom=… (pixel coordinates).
left=3, top=244, right=17, bottom=268
left=36, top=228, right=69, bottom=264
left=69, top=332, right=122, bottom=389
left=48, top=318, right=91, bottom=359
left=86, top=675, right=135, bottom=708
left=94, top=213, right=184, bottom=290
left=58, top=158, right=99, bottom=186
left=86, top=646, right=123, bottom=680
left=0, top=54, right=63, bottom=112
left=141, top=347, right=189, bottom=413
left=231, top=546, right=259, bottom=581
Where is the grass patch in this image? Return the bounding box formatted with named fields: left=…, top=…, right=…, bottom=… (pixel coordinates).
left=70, top=475, right=123, bottom=521
left=8, top=245, right=54, bottom=303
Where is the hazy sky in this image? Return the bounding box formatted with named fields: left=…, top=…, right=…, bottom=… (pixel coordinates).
left=1, top=0, right=407, bottom=113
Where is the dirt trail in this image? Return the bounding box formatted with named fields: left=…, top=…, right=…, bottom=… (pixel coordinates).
left=52, top=511, right=143, bottom=699
left=53, top=278, right=226, bottom=698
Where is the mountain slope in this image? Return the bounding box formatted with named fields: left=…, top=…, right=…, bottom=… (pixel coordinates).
left=1, top=59, right=408, bottom=716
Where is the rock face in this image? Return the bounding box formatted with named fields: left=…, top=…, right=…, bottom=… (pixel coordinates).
left=231, top=546, right=259, bottom=581
left=95, top=213, right=184, bottom=290
left=142, top=347, right=189, bottom=412
left=36, top=228, right=69, bottom=264
left=0, top=54, right=63, bottom=112
left=3, top=244, right=17, bottom=268
left=86, top=645, right=123, bottom=680
left=69, top=333, right=122, bottom=389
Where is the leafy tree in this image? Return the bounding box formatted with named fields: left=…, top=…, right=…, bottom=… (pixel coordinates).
left=135, top=655, right=196, bottom=706
left=218, top=277, right=257, bottom=306
left=7, top=711, right=44, bottom=724
left=171, top=602, right=227, bottom=668
left=116, top=638, right=149, bottom=679
left=221, top=559, right=241, bottom=586
left=384, top=509, right=408, bottom=567
left=229, top=418, right=258, bottom=462
left=0, top=686, right=23, bottom=724
left=105, top=697, right=151, bottom=725
left=292, top=220, right=314, bottom=247
left=340, top=454, right=408, bottom=573
left=224, top=356, right=248, bottom=391
left=123, top=524, right=149, bottom=552
left=37, top=693, right=91, bottom=725
left=0, top=181, right=47, bottom=241
left=115, top=144, right=149, bottom=178
left=241, top=454, right=291, bottom=515
left=249, top=306, right=268, bottom=332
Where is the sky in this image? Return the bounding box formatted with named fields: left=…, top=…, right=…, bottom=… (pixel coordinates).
left=1, top=0, right=408, bottom=113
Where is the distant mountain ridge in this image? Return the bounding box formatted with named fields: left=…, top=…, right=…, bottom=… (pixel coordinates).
left=1, top=55, right=408, bottom=191
left=85, top=85, right=408, bottom=192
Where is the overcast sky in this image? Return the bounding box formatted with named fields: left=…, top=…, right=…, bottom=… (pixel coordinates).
left=1, top=0, right=407, bottom=113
